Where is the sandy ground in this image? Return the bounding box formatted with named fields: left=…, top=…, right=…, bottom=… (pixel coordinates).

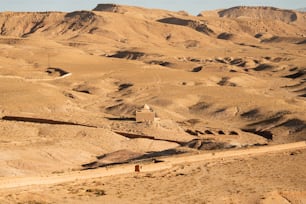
left=0, top=4, right=305, bottom=203
left=0, top=142, right=305, bottom=203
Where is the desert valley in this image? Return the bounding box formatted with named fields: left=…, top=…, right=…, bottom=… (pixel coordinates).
left=0, top=4, right=305, bottom=203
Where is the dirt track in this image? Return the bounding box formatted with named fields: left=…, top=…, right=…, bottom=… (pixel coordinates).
left=0, top=141, right=305, bottom=190
left=0, top=73, right=72, bottom=81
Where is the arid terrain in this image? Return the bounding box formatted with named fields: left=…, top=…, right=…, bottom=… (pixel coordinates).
left=0, top=4, right=305, bottom=203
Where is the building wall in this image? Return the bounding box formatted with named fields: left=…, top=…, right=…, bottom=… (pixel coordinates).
left=136, top=111, right=155, bottom=122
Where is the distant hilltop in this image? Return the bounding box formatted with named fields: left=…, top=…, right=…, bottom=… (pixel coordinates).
left=0, top=4, right=305, bottom=41
left=199, top=6, right=299, bottom=23
left=297, top=8, right=306, bottom=12
left=218, top=6, right=298, bottom=23
left=92, top=3, right=144, bottom=14
left=92, top=4, right=303, bottom=24
left=93, top=4, right=122, bottom=13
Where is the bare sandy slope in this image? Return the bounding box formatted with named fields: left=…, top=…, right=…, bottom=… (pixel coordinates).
left=0, top=142, right=305, bottom=204
left=0, top=4, right=305, bottom=203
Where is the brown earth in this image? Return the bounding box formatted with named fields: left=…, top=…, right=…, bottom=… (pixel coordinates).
left=0, top=4, right=305, bottom=203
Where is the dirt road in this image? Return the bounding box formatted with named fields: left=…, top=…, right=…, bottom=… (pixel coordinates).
left=0, top=73, right=72, bottom=81
left=0, top=141, right=305, bottom=190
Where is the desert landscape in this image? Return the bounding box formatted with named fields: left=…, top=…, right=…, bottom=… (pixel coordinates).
left=0, top=4, right=305, bottom=203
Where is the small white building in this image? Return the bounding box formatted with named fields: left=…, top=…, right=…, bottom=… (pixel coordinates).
left=136, top=104, right=155, bottom=123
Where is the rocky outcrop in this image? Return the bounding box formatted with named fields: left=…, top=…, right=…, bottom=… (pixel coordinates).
left=218, top=6, right=298, bottom=23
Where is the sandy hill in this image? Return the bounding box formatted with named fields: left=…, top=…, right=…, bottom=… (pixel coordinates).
left=0, top=4, right=305, bottom=203
left=0, top=5, right=305, bottom=44
left=199, top=6, right=306, bottom=40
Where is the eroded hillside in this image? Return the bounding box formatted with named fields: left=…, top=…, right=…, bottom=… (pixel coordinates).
left=0, top=4, right=305, bottom=177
